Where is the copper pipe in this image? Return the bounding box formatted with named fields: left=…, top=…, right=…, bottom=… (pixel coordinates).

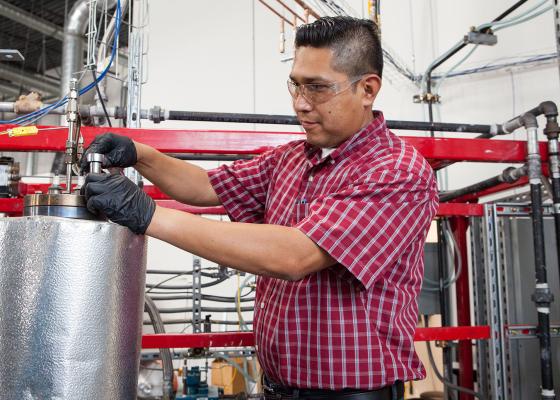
left=274, top=0, right=305, bottom=22
left=293, top=0, right=321, bottom=19
left=257, top=0, right=294, bottom=26
left=279, top=19, right=286, bottom=53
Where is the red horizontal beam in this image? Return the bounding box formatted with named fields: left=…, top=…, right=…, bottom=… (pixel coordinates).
left=141, top=326, right=491, bottom=349
left=437, top=202, right=483, bottom=217
left=413, top=325, right=490, bottom=341
left=0, top=198, right=23, bottom=214
left=1, top=185, right=485, bottom=217
left=142, top=331, right=255, bottom=349
left=0, top=124, right=548, bottom=163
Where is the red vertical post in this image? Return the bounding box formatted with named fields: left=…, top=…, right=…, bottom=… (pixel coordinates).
left=450, top=216, right=474, bottom=400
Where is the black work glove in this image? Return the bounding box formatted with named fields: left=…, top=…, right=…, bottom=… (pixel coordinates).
left=83, top=173, right=156, bottom=234
left=81, top=133, right=137, bottom=171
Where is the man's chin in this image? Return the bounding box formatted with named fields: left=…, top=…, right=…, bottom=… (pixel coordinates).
left=305, top=133, right=327, bottom=148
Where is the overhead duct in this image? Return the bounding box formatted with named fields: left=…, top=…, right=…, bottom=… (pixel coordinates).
left=61, top=0, right=118, bottom=98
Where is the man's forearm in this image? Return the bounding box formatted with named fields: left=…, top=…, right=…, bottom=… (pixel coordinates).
left=134, top=143, right=220, bottom=206
left=146, top=206, right=336, bottom=280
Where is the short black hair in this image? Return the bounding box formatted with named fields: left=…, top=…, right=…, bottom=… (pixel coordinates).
left=295, top=16, right=383, bottom=79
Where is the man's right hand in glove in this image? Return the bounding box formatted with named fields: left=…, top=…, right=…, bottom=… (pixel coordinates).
left=80, top=133, right=137, bottom=171
left=81, top=131, right=221, bottom=207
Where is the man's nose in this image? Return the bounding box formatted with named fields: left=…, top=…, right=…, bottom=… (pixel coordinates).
left=293, top=92, right=313, bottom=112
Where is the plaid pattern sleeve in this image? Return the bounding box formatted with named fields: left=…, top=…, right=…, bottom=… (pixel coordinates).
left=296, top=168, right=437, bottom=289
left=207, top=145, right=285, bottom=223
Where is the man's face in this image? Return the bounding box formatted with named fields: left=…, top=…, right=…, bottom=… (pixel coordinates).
left=289, top=46, right=379, bottom=148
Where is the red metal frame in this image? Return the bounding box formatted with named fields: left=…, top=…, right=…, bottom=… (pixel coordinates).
left=0, top=124, right=542, bottom=354
left=0, top=124, right=549, bottom=162
left=141, top=326, right=491, bottom=349
left=450, top=217, right=475, bottom=400
left=0, top=124, right=542, bottom=217
left=1, top=183, right=486, bottom=217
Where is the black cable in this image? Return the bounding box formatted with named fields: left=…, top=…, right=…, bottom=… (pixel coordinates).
left=144, top=295, right=174, bottom=400
left=145, top=272, right=190, bottom=293
left=144, top=290, right=194, bottom=295
left=91, top=69, right=112, bottom=127
left=145, top=283, right=255, bottom=297
left=157, top=306, right=254, bottom=314
left=143, top=318, right=252, bottom=326
left=148, top=294, right=255, bottom=303
left=146, top=268, right=219, bottom=278
left=145, top=275, right=229, bottom=291
left=423, top=315, right=482, bottom=398
left=206, top=293, right=255, bottom=301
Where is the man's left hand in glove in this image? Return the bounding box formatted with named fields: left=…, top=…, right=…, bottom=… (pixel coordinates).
left=83, top=173, right=156, bottom=235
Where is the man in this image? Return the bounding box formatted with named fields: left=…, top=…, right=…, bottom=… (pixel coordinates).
left=83, top=16, right=438, bottom=400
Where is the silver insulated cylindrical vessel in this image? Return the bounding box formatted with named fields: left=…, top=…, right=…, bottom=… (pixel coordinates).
left=0, top=216, right=147, bottom=399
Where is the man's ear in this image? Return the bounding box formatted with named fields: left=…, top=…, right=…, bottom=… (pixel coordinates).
left=361, top=74, right=382, bottom=106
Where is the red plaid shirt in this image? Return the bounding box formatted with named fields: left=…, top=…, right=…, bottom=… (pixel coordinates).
left=208, top=112, right=438, bottom=390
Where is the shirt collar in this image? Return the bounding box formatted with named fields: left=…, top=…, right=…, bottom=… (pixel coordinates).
left=304, top=111, right=387, bottom=164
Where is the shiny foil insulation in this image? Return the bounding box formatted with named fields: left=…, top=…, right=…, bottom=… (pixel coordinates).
left=0, top=216, right=147, bottom=399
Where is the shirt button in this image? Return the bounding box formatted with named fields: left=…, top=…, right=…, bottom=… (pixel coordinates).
left=260, top=302, right=265, bottom=309
left=330, top=160, right=335, bottom=164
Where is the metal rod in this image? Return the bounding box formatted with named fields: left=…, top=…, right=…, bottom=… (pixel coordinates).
left=274, top=0, right=305, bottom=22
left=1, top=101, right=507, bottom=135
left=525, top=118, right=556, bottom=400
left=165, top=110, right=505, bottom=134
left=257, top=0, right=295, bottom=26
left=64, top=79, right=79, bottom=193
left=292, top=0, right=320, bottom=19
left=451, top=217, right=475, bottom=400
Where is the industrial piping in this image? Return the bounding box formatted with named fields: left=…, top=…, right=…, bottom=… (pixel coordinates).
left=423, top=0, right=528, bottom=137
left=144, top=295, right=175, bottom=400
left=539, top=102, right=560, bottom=288
left=503, top=110, right=556, bottom=400
left=438, top=165, right=527, bottom=202
left=0, top=100, right=507, bottom=135
left=61, top=0, right=118, bottom=99
left=421, top=5, right=529, bottom=394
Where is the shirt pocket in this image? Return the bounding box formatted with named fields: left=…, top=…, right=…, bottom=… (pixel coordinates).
left=291, top=201, right=310, bottom=225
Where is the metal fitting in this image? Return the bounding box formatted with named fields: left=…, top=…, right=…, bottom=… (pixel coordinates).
left=413, top=93, right=441, bottom=104
left=86, top=153, right=106, bottom=174
left=149, top=105, right=165, bottom=124
left=532, top=288, right=555, bottom=306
